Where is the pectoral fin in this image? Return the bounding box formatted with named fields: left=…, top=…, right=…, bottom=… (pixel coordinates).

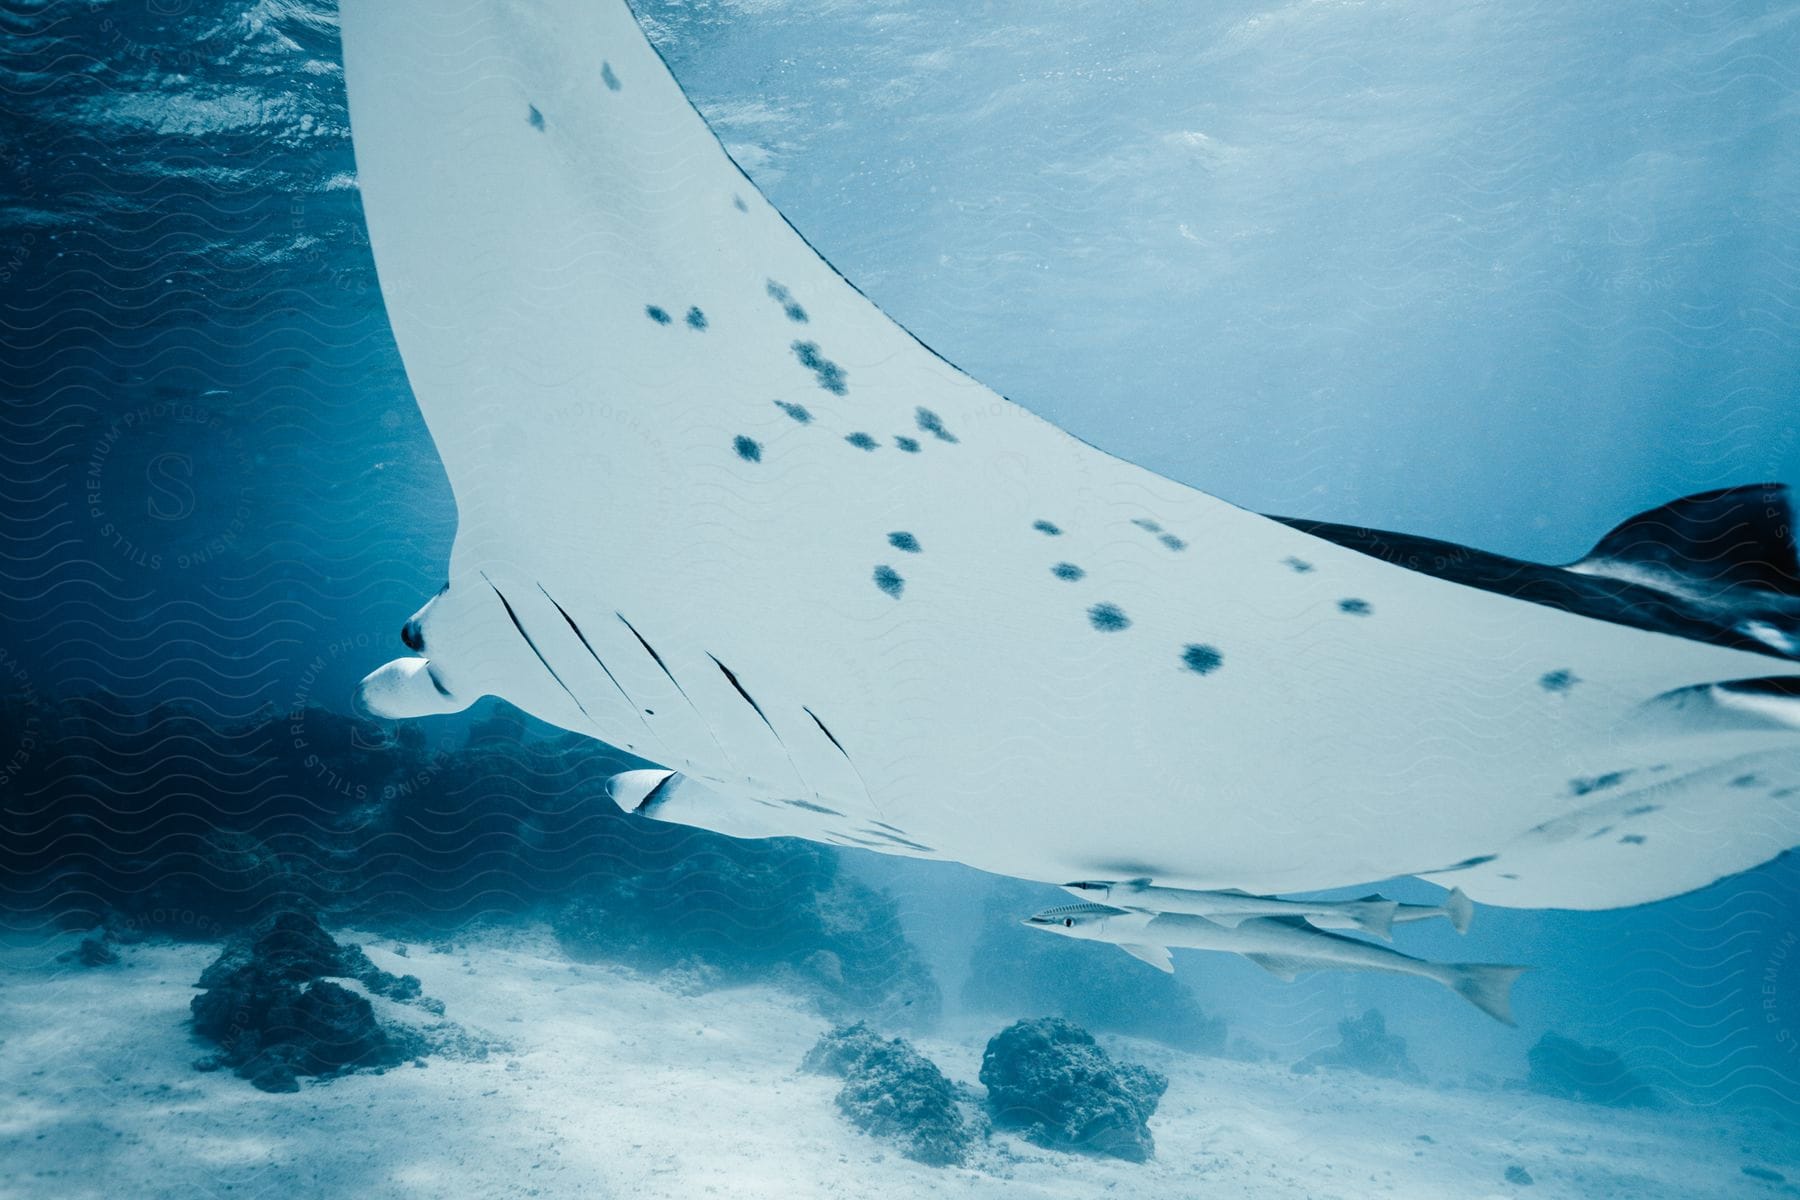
left=1116, top=943, right=1174, bottom=973
left=1243, top=952, right=1313, bottom=982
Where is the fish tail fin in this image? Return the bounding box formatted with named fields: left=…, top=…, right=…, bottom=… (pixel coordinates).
left=1356, top=898, right=1399, bottom=940
left=1448, top=962, right=1528, bottom=1025
left=1444, top=886, right=1474, bottom=934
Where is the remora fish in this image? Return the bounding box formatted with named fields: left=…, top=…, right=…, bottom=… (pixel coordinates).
left=1061, top=880, right=1404, bottom=938
left=341, top=0, right=1800, bottom=935
left=1026, top=903, right=1525, bottom=1024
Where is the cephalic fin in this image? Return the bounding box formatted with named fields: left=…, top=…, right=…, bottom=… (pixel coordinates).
left=1116, top=943, right=1174, bottom=973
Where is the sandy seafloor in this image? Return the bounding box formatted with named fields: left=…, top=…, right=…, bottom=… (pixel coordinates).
left=1, top=926, right=1792, bottom=1200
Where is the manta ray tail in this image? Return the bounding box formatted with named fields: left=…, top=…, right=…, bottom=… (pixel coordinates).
left=1447, top=962, right=1528, bottom=1026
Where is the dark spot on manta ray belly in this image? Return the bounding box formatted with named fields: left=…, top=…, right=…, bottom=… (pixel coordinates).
left=1033, top=520, right=1062, bottom=536
left=733, top=194, right=749, bottom=212
left=686, top=307, right=708, bottom=330
left=1283, top=556, right=1314, bottom=573
left=1338, top=598, right=1373, bottom=615
left=1619, top=834, right=1647, bottom=844
left=1088, top=603, right=1130, bottom=632
left=733, top=436, right=762, bottom=462
left=1159, top=533, right=1187, bottom=551
left=888, top=532, right=920, bottom=553
left=774, top=400, right=811, bottom=423
left=845, top=432, right=878, bottom=451
left=1569, top=771, right=1629, bottom=796
left=894, top=436, right=921, bottom=453
left=766, top=280, right=809, bottom=323
left=1050, top=562, right=1084, bottom=581
left=1181, top=644, right=1223, bottom=675
left=1539, top=669, right=1579, bottom=693
left=527, top=104, right=545, bottom=130
left=1624, top=804, right=1659, bottom=816
left=915, top=407, right=958, bottom=443
left=1730, top=773, right=1761, bottom=788
left=646, top=305, right=672, bottom=325
left=601, top=61, right=621, bottom=91
left=792, top=341, right=847, bottom=394
left=873, top=565, right=904, bottom=598
left=1131, top=518, right=1162, bottom=533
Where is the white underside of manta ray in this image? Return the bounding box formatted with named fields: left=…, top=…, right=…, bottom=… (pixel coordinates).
left=340, top=0, right=1800, bottom=938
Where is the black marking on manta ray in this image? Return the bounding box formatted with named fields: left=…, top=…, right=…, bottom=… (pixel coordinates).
left=846, top=432, right=878, bottom=451
left=787, top=799, right=846, bottom=816
left=484, top=578, right=592, bottom=720
left=774, top=401, right=812, bottom=423
left=1182, top=644, right=1224, bottom=675
left=538, top=585, right=668, bottom=752
left=889, top=532, right=921, bottom=553
left=601, top=61, right=621, bottom=91
left=1570, top=771, right=1630, bottom=796
left=894, top=436, right=921, bottom=453
left=1437, top=854, right=1499, bottom=872
left=617, top=612, right=742, bottom=769
left=766, top=281, right=809, bottom=323
left=1619, top=834, right=1647, bottom=845
left=1540, top=669, right=1579, bottom=693
left=706, top=653, right=782, bottom=742
left=401, top=618, right=424, bottom=652
left=686, top=306, right=707, bottom=330
left=915, top=407, right=958, bottom=443
left=803, top=706, right=852, bottom=761
left=1283, top=556, right=1314, bottom=573
left=527, top=104, right=545, bottom=130
left=1624, top=804, right=1660, bottom=816
left=1034, top=520, right=1062, bottom=536
left=860, top=828, right=935, bottom=853
left=1586, top=825, right=1615, bottom=840
left=646, top=305, right=672, bottom=325
left=733, top=194, right=749, bottom=212
left=1089, top=603, right=1130, bottom=632
left=793, top=341, right=847, bottom=394
left=1338, top=598, right=1373, bottom=615
left=1159, top=534, right=1187, bottom=551
left=733, top=436, right=762, bottom=462
left=874, top=565, right=905, bottom=598
left=1051, top=562, right=1085, bottom=581
left=426, top=665, right=452, bottom=698
left=618, top=614, right=680, bottom=688
left=1131, top=518, right=1162, bottom=533
left=633, top=772, right=675, bottom=815
left=1731, top=773, right=1761, bottom=788
left=868, top=820, right=909, bottom=834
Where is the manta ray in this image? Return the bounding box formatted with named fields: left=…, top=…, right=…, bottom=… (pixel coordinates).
left=340, top=0, right=1800, bottom=925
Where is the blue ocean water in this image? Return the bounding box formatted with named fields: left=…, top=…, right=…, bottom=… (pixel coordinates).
left=2, top=0, right=1798, bottom=1191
